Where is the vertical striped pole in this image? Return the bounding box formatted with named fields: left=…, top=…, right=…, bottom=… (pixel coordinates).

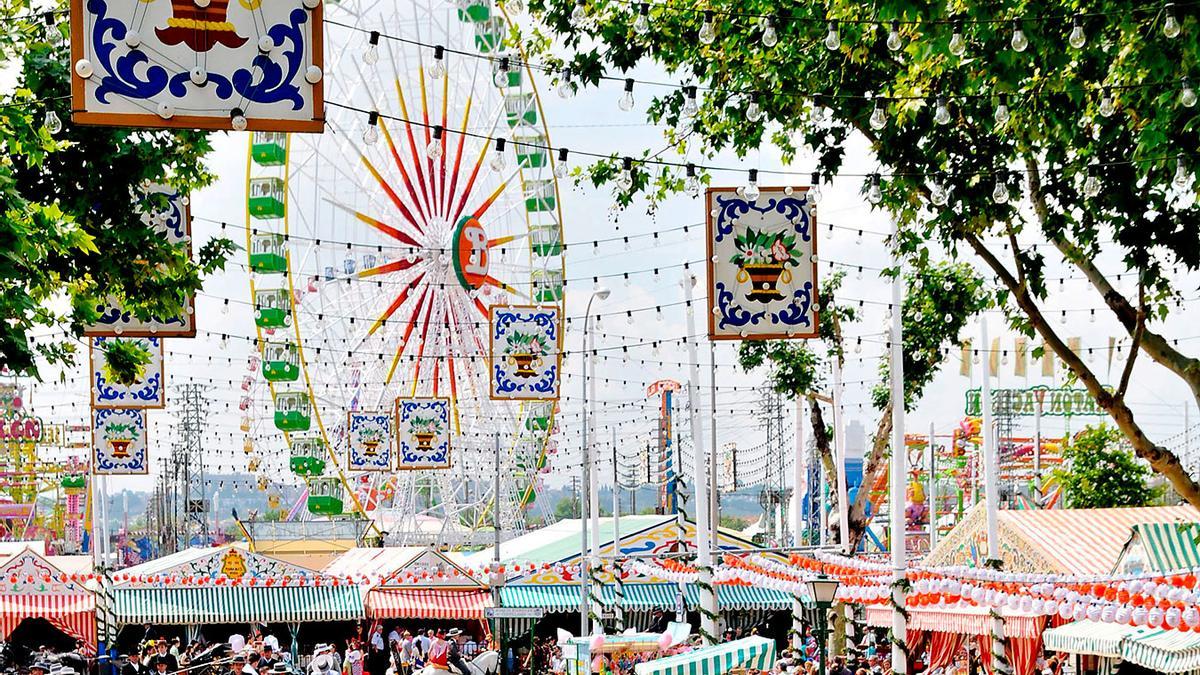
left=888, top=222, right=908, bottom=675
left=612, top=425, right=625, bottom=633
left=792, top=397, right=807, bottom=651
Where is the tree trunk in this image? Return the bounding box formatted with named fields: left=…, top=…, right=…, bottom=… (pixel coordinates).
left=847, top=403, right=893, bottom=553
left=964, top=233, right=1200, bottom=508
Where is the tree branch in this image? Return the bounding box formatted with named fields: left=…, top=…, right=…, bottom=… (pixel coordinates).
left=964, top=231, right=1200, bottom=507
left=1116, top=284, right=1145, bottom=401
left=1023, top=157, right=1200, bottom=407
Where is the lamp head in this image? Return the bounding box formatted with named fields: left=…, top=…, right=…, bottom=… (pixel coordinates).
left=808, top=574, right=841, bottom=607
left=594, top=287, right=611, bottom=300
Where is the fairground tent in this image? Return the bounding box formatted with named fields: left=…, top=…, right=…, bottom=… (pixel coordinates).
left=323, top=546, right=492, bottom=621
left=1113, top=522, right=1200, bottom=575
left=0, top=547, right=95, bottom=653
left=468, top=516, right=793, bottom=631
left=112, top=545, right=364, bottom=626
left=1044, top=621, right=1200, bottom=674
left=632, top=636, right=777, bottom=675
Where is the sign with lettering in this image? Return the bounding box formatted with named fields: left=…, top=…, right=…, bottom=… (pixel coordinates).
left=964, top=386, right=1110, bottom=417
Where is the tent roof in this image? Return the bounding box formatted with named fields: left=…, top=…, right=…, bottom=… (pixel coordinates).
left=1118, top=522, right=1200, bottom=573
left=468, top=516, right=674, bottom=564
left=115, top=545, right=322, bottom=586
left=323, top=547, right=483, bottom=588
left=925, top=502, right=1200, bottom=574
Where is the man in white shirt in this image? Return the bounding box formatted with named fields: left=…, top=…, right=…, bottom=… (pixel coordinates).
left=414, top=631, right=431, bottom=659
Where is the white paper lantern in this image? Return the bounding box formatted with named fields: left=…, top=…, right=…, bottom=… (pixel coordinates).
left=1133, top=607, right=1148, bottom=626
left=1115, top=607, right=1131, bottom=624
left=1148, top=607, right=1164, bottom=627
left=1072, top=604, right=1087, bottom=621
left=1020, top=596, right=1033, bottom=612
left=1058, top=602, right=1073, bottom=620
left=1086, top=604, right=1102, bottom=621
left=1100, top=606, right=1115, bottom=623
left=1184, top=606, right=1200, bottom=627
left=1166, top=607, right=1182, bottom=628
left=1044, top=600, right=1058, bottom=615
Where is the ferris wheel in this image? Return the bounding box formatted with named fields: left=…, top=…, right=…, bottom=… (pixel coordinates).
left=242, top=0, right=565, bottom=546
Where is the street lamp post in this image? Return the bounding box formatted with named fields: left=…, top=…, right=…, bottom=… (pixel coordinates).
left=807, top=575, right=841, bottom=675
left=580, top=286, right=610, bottom=635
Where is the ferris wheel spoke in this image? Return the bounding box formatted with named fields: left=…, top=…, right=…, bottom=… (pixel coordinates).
left=450, top=102, right=506, bottom=224
left=407, top=288, right=440, bottom=397
left=368, top=270, right=427, bottom=337
left=360, top=152, right=428, bottom=241
left=385, top=285, right=432, bottom=384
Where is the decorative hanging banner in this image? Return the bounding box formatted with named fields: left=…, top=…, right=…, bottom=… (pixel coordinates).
left=489, top=304, right=561, bottom=400
left=69, top=0, right=324, bottom=131
left=90, top=337, right=165, bottom=409
left=706, top=186, right=818, bottom=340
left=93, top=408, right=148, bottom=474
left=347, top=411, right=393, bottom=471
left=394, top=398, right=451, bottom=470
left=85, top=185, right=196, bottom=336
left=964, top=385, right=1111, bottom=417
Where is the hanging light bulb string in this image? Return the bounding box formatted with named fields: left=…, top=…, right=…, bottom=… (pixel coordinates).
left=326, top=100, right=1194, bottom=180
left=324, top=11, right=1194, bottom=108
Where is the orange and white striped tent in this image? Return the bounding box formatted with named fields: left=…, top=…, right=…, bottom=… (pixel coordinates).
left=0, top=547, right=95, bottom=652
left=924, top=502, right=1200, bottom=574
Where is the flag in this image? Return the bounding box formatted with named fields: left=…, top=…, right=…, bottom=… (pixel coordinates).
left=960, top=339, right=972, bottom=377
left=989, top=338, right=1001, bottom=375
left=1014, top=338, right=1027, bottom=376
left=1041, top=343, right=1054, bottom=377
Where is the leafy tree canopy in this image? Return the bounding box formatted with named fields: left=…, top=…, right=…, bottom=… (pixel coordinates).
left=1056, top=424, right=1155, bottom=509
left=0, top=5, right=234, bottom=379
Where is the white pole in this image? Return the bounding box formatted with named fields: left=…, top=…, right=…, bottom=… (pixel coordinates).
left=792, top=397, right=807, bottom=650
left=888, top=225, right=908, bottom=675
left=612, top=425, right=624, bottom=633
left=928, top=422, right=937, bottom=551
left=980, top=319, right=1000, bottom=559
left=1034, top=393, right=1043, bottom=498
left=819, top=450, right=828, bottom=547
left=832, top=356, right=849, bottom=554
left=580, top=290, right=605, bottom=636
left=710, top=341, right=719, bottom=538
left=682, top=270, right=718, bottom=645
left=980, top=319, right=1008, bottom=673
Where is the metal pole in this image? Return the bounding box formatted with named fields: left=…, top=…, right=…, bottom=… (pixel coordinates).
left=817, top=611, right=828, bottom=675
left=493, top=432, right=504, bottom=675
left=587, top=327, right=602, bottom=635
left=792, top=398, right=807, bottom=650
left=832, top=356, right=849, bottom=554
left=580, top=307, right=592, bottom=636
left=612, top=425, right=624, bottom=633
left=1034, top=393, right=1043, bottom=495
left=709, top=341, right=719, bottom=536
left=928, top=422, right=938, bottom=551
left=889, top=224, right=908, bottom=675
left=980, top=319, right=1000, bottom=559
left=682, top=270, right=718, bottom=645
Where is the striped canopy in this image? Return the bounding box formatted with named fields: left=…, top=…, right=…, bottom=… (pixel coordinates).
left=1121, top=628, right=1200, bottom=674
left=114, top=586, right=364, bottom=624
left=1042, top=620, right=1134, bottom=657
left=1128, top=523, right=1200, bottom=572
left=367, top=589, right=492, bottom=619
left=633, top=637, right=776, bottom=675
left=499, top=584, right=789, bottom=613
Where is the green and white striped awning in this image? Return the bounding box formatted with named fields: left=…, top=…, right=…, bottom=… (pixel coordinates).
left=633, top=636, right=776, bottom=675
left=1120, top=628, right=1200, bottom=674
left=1042, top=620, right=1134, bottom=657
left=499, top=584, right=790, bottom=613
left=1133, top=523, right=1200, bottom=572
left=114, top=586, right=365, bottom=625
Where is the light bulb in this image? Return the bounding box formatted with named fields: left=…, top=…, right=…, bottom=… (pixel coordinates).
left=429, top=45, right=445, bottom=79
left=1163, top=4, right=1180, bottom=38
left=762, top=18, right=778, bottom=48
left=494, top=57, right=511, bottom=87
left=1181, top=78, right=1197, bottom=108
left=617, top=158, right=634, bottom=190
left=744, top=169, right=760, bottom=202
left=555, top=148, right=570, bottom=179
left=869, top=100, right=886, bottom=130
left=363, top=31, right=380, bottom=65
left=505, top=0, right=525, bottom=15
left=489, top=138, right=507, bottom=172
left=1083, top=172, right=1101, bottom=198
left=618, top=78, right=635, bottom=111
left=930, top=175, right=948, bottom=206
left=682, top=86, right=699, bottom=119
left=808, top=172, right=822, bottom=205
left=1099, top=89, right=1115, bottom=117
left=685, top=164, right=701, bottom=198
left=699, top=11, right=716, bottom=45
left=1069, top=17, right=1086, bottom=49
left=867, top=174, right=882, bottom=204
left=43, top=110, right=62, bottom=135
left=633, top=3, right=650, bottom=35
left=570, top=0, right=587, bottom=28
left=231, top=108, right=248, bottom=131
left=887, top=20, right=902, bottom=51
left=557, top=68, right=575, bottom=99
left=934, top=97, right=951, bottom=125
left=992, top=176, right=1009, bottom=204
left=948, top=22, right=966, bottom=57
left=426, top=128, right=444, bottom=159
left=1173, top=157, right=1189, bottom=187
left=747, top=97, right=763, bottom=122
left=363, top=113, right=379, bottom=145
left=824, top=21, right=840, bottom=51
left=1010, top=21, right=1028, bottom=52
left=994, top=95, right=1010, bottom=126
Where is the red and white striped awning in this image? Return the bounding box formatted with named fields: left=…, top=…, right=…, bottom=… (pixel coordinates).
left=367, top=589, right=492, bottom=620
left=0, top=594, right=96, bottom=652
left=865, top=604, right=1045, bottom=639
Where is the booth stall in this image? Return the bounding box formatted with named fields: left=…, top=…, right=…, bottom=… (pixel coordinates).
left=632, top=636, right=776, bottom=675
left=0, top=547, right=95, bottom=653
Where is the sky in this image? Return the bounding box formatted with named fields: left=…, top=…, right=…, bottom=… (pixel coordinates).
left=18, top=3, right=1200, bottom=530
